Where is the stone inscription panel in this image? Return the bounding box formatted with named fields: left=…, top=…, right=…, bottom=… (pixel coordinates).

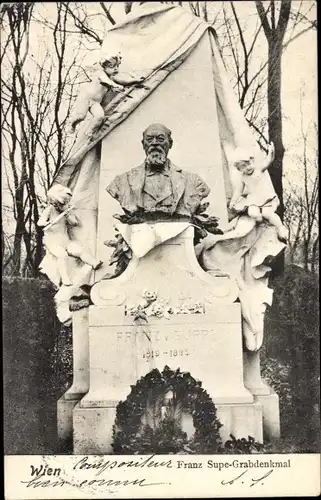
left=86, top=304, right=253, bottom=405
left=115, top=326, right=217, bottom=365
left=87, top=321, right=249, bottom=403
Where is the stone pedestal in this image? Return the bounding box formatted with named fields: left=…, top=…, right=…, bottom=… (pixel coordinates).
left=71, top=226, right=266, bottom=452
left=243, top=350, right=280, bottom=440
left=57, top=396, right=79, bottom=445
left=216, top=402, right=263, bottom=443
left=73, top=402, right=264, bottom=454
left=64, top=308, right=90, bottom=400
left=57, top=308, right=90, bottom=447
left=73, top=404, right=116, bottom=454
left=81, top=303, right=252, bottom=406
left=255, top=390, right=280, bottom=440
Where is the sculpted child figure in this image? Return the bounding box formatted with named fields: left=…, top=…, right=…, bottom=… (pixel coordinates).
left=69, top=52, right=146, bottom=137
left=68, top=53, right=124, bottom=136
left=219, top=142, right=287, bottom=242
left=38, top=184, right=102, bottom=286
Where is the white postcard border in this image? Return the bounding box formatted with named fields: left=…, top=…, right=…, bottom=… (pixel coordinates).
left=5, top=453, right=321, bottom=499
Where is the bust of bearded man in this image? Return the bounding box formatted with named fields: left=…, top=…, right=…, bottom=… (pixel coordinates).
left=106, top=123, right=210, bottom=221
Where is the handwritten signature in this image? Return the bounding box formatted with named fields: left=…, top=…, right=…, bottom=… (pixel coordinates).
left=221, top=469, right=274, bottom=487
left=21, top=455, right=173, bottom=491
left=21, top=475, right=169, bottom=490
left=20, top=462, right=274, bottom=492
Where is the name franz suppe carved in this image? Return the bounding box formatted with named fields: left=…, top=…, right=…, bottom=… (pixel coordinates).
left=116, top=329, right=215, bottom=341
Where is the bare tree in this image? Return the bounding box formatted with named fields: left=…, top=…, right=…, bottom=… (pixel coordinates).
left=189, top=1, right=316, bottom=154
left=219, top=2, right=270, bottom=151
left=249, top=0, right=290, bottom=276
left=1, top=3, right=34, bottom=275
left=284, top=108, right=318, bottom=273
left=1, top=3, right=84, bottom=276
left=300, top=122, right=318, bottom=272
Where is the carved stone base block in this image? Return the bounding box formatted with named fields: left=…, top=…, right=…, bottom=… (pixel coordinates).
left=72, top=401, right=263, bottom=454
left=243, top=350, right=271, bottom=396
left=243, top=350, right=281, bottom=440
left=216, top=402, right=263, bottom=443
left=254, top=390, right=280, bottom=441
left=73, top=404, right=116, bottom=454
left=57, top=308, right=91, bottom=449
left=57, top=395, right=79, bottom=446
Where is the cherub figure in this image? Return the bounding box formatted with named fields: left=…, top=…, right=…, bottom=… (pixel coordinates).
left=38, top=184, right=102, bottom=286
left=68, top=53, right=124, bottom=136
left=69, top=52, right=147, bottom=137
left=220, top=143, right=287, bottom=242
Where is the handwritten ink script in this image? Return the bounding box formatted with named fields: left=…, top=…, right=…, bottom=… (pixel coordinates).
left=18, top=455, right=291, bottom=495
left=21, top=455, right=173, bottom=491
left=221, top=469, right=274, bottom=487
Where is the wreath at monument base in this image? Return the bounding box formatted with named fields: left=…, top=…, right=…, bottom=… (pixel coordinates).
left=112, top=366, right=223, bottom=454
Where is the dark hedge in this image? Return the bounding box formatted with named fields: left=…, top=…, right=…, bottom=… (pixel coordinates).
left=3, top=277, right=72, bottom=454
left=262, top=264, right=320, bottom=452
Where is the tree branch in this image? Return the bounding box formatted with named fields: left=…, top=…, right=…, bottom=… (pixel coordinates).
left=255, top=0, right=271, bottom=36
left=100, top=2, right=116, bottom=25
left=283, top=23, right=316, bottom=51
left=62, top=3, right=103, bottom=45
left=230, top=2, right=249, bottom=107
left=277, top=0, right=292, bottom=36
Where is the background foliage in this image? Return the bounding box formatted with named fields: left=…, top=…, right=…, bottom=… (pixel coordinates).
left=3, top=276, right=72, bottom=454
left=262, top=264, right=320, bottom=452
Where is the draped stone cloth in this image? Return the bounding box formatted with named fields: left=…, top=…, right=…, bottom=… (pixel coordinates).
left=41, top=3, right=285, bottom=342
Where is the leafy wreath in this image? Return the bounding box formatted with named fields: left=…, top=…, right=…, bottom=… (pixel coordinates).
left=112, top=366, right=223, bottom=454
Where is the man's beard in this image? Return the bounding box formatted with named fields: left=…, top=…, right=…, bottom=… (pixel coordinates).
left=145, top=147, right=167, bottom=169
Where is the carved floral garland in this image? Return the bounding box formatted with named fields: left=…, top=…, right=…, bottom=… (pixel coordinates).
left=112, top=366, right=223, bottom=454
left=126, top=289, right=205, bottom=322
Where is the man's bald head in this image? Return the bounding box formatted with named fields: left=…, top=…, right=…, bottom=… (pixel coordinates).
left=142, top=123, right=172, bottom=140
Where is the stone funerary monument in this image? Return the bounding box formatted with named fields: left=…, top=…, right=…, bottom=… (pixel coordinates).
left=40, top=3, right=286, bottom=453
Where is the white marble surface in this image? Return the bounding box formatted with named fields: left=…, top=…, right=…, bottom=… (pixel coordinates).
left=91, top=226, right=239, bottom=307
left=79, top=302, right=253, bottom=408
left=94, top=33, right=229, bottom=280
left=57, top=396, right=78, bottom=443
left=64, top=309, right=90, bottom=400
left=73, top=404, right=116, bottom=454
